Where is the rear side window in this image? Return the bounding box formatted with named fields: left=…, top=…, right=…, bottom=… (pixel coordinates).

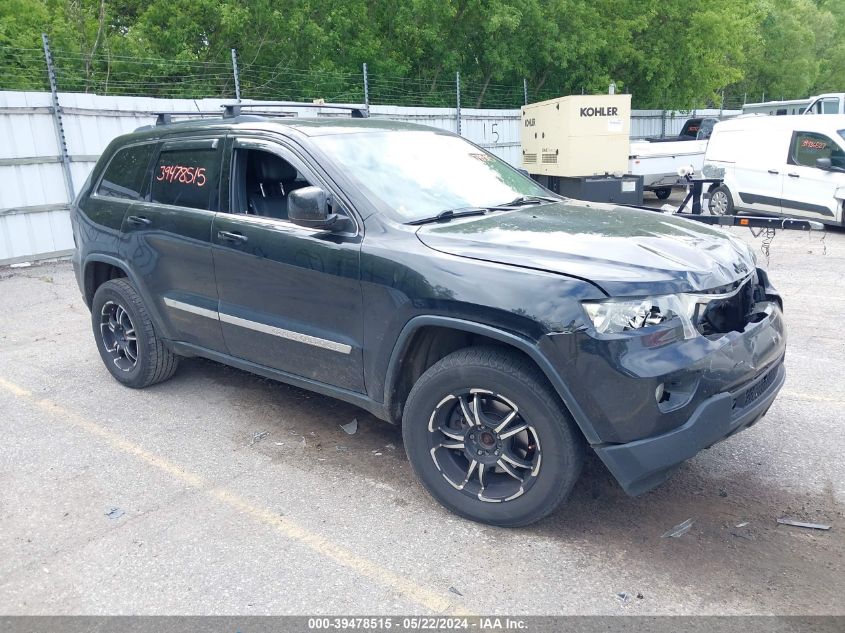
left=97, top=143, right=154, bottom=200
left=791, top=131, right=845, bottom=169
left=151, top=147, right=220, bottom=210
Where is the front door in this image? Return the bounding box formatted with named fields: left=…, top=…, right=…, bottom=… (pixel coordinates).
left=120, top=136, right=227, bottom=352
left=780, top=130, right=844, bottom=222
left=211, top=137, right=365, bottom=392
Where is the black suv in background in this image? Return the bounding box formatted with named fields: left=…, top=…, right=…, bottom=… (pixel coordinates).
left=71, top=110, right=786, bottom=526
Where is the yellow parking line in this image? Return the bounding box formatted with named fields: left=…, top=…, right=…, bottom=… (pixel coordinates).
left=0, top=377, right=454, bottom=613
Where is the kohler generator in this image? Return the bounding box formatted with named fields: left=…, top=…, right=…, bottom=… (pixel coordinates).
left=521, top=94, right=644, bottom=205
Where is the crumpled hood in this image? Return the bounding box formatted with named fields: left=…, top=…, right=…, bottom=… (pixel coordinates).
left=415, top=200, right=756, bottom=297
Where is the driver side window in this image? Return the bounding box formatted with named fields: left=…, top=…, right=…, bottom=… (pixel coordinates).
left=230, top=148, right=313, bottom=220
left=791, top=131, right=845, bottom=169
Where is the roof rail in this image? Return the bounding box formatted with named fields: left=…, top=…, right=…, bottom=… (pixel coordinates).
left=153, top=111, right=221, bottom=126
left=222, top=102, right=369, bottom=119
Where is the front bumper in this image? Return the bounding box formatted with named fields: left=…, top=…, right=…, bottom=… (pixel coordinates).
left=594, top=358, right=784, bottom=495
left=541, top=268, right=786, bottom=495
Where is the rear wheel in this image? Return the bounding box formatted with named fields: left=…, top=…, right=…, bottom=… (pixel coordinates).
left=402, top=347, right=584, bottom=527
left=91, top=278, right=178, bottom=388
left=708, top=185, right=734, bottom=215
left=654, top=187, right=672, bottom=200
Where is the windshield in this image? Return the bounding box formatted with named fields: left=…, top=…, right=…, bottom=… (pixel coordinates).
left=312, top=130, right=551, bottom=222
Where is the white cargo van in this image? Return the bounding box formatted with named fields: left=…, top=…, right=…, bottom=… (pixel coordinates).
left=703, top=115, right=845, bottom=225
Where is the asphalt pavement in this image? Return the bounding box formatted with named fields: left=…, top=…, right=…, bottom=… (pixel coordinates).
left=0, top=222, right=842, bottom=615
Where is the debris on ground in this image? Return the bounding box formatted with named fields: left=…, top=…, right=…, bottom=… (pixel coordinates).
left=719, top=489, right=728, bottom=497
left=336, top=445, right=348, bottom=452
left=274, top=442, right=284, bottom=446
left=777, top=518, right=831, bottom=531
left=448, top=586, right=463, bottom=596
left=636, top=593, right=644, bottom=600
left=105, top=507, right=125, bottom=520
left=661, top=518, right=695, bottom=538
left=248, top=430, right=270, bottom=446
left=340, top=418, right=358, bottom=435
left=730, top=530, right=754, bottom=541
left=384, top=443, right=396, bottom=451
left=9, top=262, right=32, bottom=268
left=616, top=592, right=631, bottom=603
left=735, top=521, right=749, bottom=528
left=372, top=449, right=383, bottom=456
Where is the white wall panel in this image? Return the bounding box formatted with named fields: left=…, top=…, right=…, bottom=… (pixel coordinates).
left=0, top=90, right=737, bottom=263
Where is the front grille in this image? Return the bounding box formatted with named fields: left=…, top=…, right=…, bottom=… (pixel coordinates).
left=732, top=366, right=777, bottom=411
left=695, top=274, right=762, bottom=336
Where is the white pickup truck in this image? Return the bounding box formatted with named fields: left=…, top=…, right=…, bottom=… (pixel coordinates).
left=629, top=117, right=716, bottom=199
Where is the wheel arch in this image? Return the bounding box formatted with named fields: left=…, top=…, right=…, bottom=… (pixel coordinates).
left=82, top=254, right=175, bottom=340
left=383, top=316, right=600, bottom=444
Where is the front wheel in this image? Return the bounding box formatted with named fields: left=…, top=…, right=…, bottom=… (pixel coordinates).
left=708, top=184, right=734, bottom=216
left=402, top=347, right=584, bottom=527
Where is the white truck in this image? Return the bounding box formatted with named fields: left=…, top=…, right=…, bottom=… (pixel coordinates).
left=628, top=117, right=717, bottom=199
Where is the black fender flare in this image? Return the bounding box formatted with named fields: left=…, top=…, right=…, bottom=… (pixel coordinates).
left=383, top=315, right=601, bottom=444
left=82, top=253, right=176, bottom=340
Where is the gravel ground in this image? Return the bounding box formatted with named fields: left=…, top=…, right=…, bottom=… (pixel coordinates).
left=0, top=223, right=842, bottom=616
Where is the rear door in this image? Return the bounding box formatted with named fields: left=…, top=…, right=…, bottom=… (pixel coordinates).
left=120, top=136, right=227, bottom=352
left=780, top=130, right=844, bottom=222
left=210, top=136, right=365, bottom=392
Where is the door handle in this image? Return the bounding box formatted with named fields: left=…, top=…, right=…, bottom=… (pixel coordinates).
left=767, top=169, right=779, bottom=174
left=788, top=172, right=800, bottom=178
left=217, top=230, right=248, bottom=244
left=126, top=215, right=151, bottom=226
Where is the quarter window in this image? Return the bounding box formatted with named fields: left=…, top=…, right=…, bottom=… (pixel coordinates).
left=791, top=132, right=845, bottom=169
left=97, top=144, right=154, bottom=200
left=151, top=147, right=220, bottom=210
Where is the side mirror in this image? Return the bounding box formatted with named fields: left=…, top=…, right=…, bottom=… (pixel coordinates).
left=517, top=168, right=530, bottom=177
left=288, top=186, right=339, bottom=229
left=816, top=157, right=833, bottom=171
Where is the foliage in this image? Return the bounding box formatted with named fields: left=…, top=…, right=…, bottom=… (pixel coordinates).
left=1, top=0, right=843, bottom=108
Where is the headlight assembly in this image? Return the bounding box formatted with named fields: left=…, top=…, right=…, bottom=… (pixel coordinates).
left=582, top=294, right=699, bottom=339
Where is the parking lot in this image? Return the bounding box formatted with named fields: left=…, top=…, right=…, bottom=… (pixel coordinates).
left=0, top=222, right=843, bottom=616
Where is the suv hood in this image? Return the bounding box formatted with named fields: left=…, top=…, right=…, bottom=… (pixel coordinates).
left=415, top=201, right=756, bottom=297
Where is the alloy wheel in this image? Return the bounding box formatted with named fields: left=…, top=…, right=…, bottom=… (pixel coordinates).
left=99, top=300, right=138, bottom=372
left=426, top=389, right=541, bottom=503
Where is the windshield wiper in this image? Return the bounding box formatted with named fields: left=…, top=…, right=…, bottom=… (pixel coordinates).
left=407, top=207, right=489, bottom=226
left=496, top=195, right=559, bottom=207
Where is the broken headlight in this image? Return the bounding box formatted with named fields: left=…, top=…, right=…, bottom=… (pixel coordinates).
left=582, top=294, right=698, bottom=339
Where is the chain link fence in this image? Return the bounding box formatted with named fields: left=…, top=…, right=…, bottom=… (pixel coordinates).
left=0, top=39, right=756, bottom=113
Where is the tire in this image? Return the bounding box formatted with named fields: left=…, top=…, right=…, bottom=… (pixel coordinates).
left=402, top=346, right=584, bottom=527
left=654, top=187, right=672, bottom=200
left=708, top=184, right=734, bottom=216
left=91, top=278, right=178, bottom=388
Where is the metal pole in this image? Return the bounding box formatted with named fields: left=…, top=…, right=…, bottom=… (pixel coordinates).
left=456, top=71, right=461, bottom=136
left=362, top=63, right=369, bottom=116
left=660, top=110, right=666, bottom=139
left=523, top=78, right=528, bottom=105
left=42, top=33, right=74, bottom=204
left=231, top=48, right=241, bottom=101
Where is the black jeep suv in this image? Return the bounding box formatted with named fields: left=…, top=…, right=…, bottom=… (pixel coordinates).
left=71, top=112, right=786, bottom=526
